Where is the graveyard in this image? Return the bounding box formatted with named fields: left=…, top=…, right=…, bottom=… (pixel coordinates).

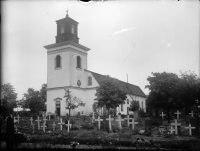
left=1, top=110, right=200, bottom=149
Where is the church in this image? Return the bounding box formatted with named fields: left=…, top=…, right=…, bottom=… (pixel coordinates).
left=44, top=12, right=147, bottom=116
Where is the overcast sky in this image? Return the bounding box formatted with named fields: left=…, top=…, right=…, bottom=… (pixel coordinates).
left=2, top=0, right=199, bottom=100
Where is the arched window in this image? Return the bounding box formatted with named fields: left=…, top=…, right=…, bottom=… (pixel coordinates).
left=77, top=56, right=81, bottom=68
left=88, top=76, right=92, bottom=86
left=55, top=55, right=61, bottom=68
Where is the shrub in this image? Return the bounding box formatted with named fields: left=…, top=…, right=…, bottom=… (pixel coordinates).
left=71, top=126, right=79, bottom=130
left=81, top=123, right=94, bottom=130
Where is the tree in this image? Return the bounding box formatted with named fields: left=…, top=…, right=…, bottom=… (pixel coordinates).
left=176, top=71, right=200, bottom=119
left=145, top=72, right=180, bottom=123
left=1, top=83, right=18, bottom=118
left=40, top=83, right=47, bottom=103
left=21, top=88, right=46, bottom=114
left=129, top=100, right=140, bottom=112
left=94, top=75, right=127, bottom=113
left=64, top=89, right=85, bottom=116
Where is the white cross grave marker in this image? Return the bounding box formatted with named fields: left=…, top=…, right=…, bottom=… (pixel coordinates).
left=65, top=120, right=72, bottom=133
left=47, top=112, right=52, bottom=121
left=116, top=114, right=124, bottom=130
left=15, top=114, right=20, bottom=124
left=106, top=115, right=114, bottom=131
left=95, top=116, right=103, bottom=130
left=35, top=116, right=41, bottom=130
left=186, top=124, right=195, bottom=136
left=189, top=111, right=194, bottom=117
left=124, top=115, right=131, bottom=127
left=171, top=119, right=181, bottom=135
left=43, top=116, right=47, bottom=124
left=41, top=122, right=47, bottom=133
left=30, top=117, right=33, bottom=125
left=160, top=112, right=166, bottom=120
left=131, top=118, right=138, bottom=130
left=15, top=126, right=18, bottom=133
left=175, top=110, right=181, bottom=119
left=52, top=122, right=56, bottom=131
left=58, top=117, right=65, bottom=131
left=169, top=127, right=175, bottom=135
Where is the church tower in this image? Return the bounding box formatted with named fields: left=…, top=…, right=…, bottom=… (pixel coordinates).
left=44, top=12, right=90, bottom=116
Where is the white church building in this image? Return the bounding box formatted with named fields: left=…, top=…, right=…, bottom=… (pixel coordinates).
left=44, top=13, right=147, bottom=116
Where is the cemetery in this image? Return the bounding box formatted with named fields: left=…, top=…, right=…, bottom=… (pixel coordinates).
left=1, top=109, right=200, bottom=150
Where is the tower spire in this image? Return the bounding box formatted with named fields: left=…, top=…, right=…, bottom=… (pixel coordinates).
left=66, top=10, right=68, bottom=17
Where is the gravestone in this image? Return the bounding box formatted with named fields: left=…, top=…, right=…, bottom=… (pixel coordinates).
left=189, top=117, right=199, bottom=136
left=159, top=126, right=166, bottom=135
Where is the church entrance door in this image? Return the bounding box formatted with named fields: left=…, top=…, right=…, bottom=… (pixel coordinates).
left=55, top=100, right=61, bottom=116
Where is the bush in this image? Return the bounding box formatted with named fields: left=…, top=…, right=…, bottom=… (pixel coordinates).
left=71, top=126, right=79, bottom=130
left=81, top=123, right=94, bottom=130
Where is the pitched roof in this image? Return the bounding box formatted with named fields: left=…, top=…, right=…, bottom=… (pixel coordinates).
left=85, top=69, right=146, bottom=98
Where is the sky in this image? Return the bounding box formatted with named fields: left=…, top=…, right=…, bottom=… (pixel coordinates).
left=2, top=0, right=200, bottom=100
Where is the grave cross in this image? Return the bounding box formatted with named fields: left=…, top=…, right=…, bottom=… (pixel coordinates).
left=58, top=117, right=65, bottom=131
left=186, top=124, right=195, bottom=136
left=52, top=122, right=56, bottom=131
left=15, top=126, right=18, bottom=133
left=160, top=112, right=166, bottom=120
left=65, top=120, right=72, bottom=133
left=14, top=114, right=20, bottom=124
left=131, top=118, right=138, bottom=130
left=175, top=110, right=181, bottom=119
left=35, top=116, right=41, bottom=130
left=95, top=116, right=103, bottom=130
left=171, top=119, right=181, bottom=135
left=189, top=111, right=194, bottom=117
left=116, top=114, right=124, bottom=130
left=30, top=117, right=33, bottom=125
left=43, top=116, right=47, bottom=124
left=47, top=112, right=52, bottom=121
left=41, top=122, right=47, bottom=133
left=169, top=127, right=175, bottom=135
left=124, top=115, right=131, bottom=127
left=106, top=115, right=114, bottom=131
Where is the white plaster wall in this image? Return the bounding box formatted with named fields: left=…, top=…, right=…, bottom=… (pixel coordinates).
left=69, top=50, right=88, bottom=87
left=84, top=71, right=100, bottom=88
left=47, top=50, right=70, bottom=88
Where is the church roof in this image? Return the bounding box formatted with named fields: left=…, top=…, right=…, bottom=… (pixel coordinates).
left=85, top=70, right=146, bottom=98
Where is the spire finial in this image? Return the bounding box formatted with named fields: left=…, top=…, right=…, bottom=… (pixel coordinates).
left=66, top=10, right=68, bottom=17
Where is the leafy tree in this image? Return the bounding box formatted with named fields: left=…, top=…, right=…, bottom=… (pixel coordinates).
left=145, top=72, right=180, bottom=123
left=40, top=83, right=47, bottom=103
left=176, top=71, right=200, bottom=118
left=94, top=75, right=127, bottom=113
left=1, top=83, right=18, bottom=118
left=21, top=88, right=46, bottom=114
left=129, top=100, right=140, bottom=112
left=64, top=89, right=85, bottom=116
